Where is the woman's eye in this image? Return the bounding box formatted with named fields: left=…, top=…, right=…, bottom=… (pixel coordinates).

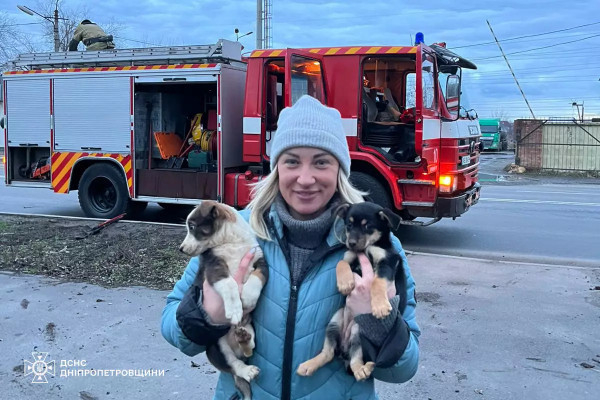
left=284, top=159, right=298, bottom=165
left=315, top=159, right=330, bottom=167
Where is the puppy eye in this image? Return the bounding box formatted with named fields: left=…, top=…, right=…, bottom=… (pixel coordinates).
left=188, top=223, right=196, bottom=231
left=346, top=223, right=353, bottom=230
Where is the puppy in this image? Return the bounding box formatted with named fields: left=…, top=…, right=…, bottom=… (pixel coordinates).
left=297, top=202, right=407, bottom=381
left=180, top=200, right=268, bottom=400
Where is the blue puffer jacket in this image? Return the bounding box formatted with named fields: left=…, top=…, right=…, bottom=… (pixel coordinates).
left=161, top=207, right=420, bottom=400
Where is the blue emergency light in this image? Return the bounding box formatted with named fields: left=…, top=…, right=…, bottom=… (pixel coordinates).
left=415, top=32, right=424, bottom=45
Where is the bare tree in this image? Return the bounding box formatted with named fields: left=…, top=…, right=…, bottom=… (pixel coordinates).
left=0, top=11, right=38, bottom=70
left=491, top=109, right=508, bottom=121
left=34, top=0, right=125, bottom=51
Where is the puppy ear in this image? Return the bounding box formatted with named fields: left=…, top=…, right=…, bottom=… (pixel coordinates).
left=210, top=203, right=236, bottom=222
left=210, top=204, right=220, bottom=219
left=334, top=203, right=350, bottom=220
left=379, top=208, right=401, bottom=231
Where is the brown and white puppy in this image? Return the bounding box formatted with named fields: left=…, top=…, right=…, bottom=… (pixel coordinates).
left=180, top=200, right=268, bottom=400
left=297, top=202, right=406, bottom=381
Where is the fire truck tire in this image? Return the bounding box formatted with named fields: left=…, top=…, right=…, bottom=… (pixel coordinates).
left=350, top=172, right=392, bottom=209
left=78, top=163, right=133, bottom=219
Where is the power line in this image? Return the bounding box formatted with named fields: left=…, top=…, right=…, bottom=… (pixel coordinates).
left=472, top=33, right=600, bottom=60
left=450, top=20, right=600, bottom=49
left=1, top=22, right=44, bottom=27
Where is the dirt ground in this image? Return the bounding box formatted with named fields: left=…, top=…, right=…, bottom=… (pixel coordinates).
left=0, top=215, right=189, bottom=290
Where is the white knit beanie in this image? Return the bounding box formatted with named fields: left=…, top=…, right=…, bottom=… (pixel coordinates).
left=270, top=95, right=351, bottom=176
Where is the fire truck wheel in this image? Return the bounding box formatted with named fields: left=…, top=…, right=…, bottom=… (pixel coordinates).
left=78, top=163, right=131, bottom=219
left=349, top=172, right=392, bottom=209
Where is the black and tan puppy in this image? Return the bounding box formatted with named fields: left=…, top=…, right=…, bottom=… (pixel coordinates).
left=179, top=200, right=268, bottom=400
left=297, top=202, right=406, bottom=381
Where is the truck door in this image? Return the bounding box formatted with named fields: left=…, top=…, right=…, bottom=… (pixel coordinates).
left=264, top=50, right=325, bottom=161
left=416, top=46, right=440, bottom=174
left=284, top=50, right=326, bottom=107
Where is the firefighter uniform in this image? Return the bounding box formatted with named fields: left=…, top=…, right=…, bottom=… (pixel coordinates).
left=68, top=20, right=115, bottom=51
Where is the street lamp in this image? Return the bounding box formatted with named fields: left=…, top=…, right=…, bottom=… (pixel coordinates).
left=235, top=28, right=253, bottom=42
left=18, top=2, right=67, bottom=52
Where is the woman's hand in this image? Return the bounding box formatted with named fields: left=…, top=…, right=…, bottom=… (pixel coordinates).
left=202, top=248, right=256, bottom=325
left=345, top=253, right=396, bottom=316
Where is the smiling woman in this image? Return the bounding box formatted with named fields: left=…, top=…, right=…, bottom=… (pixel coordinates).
left=161, top=95, right=421, bottom=400
left=277, top=148, right=339, bottom=220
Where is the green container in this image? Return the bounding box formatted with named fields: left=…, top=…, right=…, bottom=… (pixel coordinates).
left=187, top=150, right=209, bottom=168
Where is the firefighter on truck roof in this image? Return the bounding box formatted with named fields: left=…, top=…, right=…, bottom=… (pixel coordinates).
left=68, top=20, right=115, bottom=51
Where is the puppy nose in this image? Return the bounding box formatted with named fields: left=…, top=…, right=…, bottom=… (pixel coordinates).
left=348, top=239, right=357, bottom=249
left=178, top=246, right=184, bottom=253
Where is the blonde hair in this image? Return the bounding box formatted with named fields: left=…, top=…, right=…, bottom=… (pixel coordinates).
left=247, top=166, right=366, bottom=241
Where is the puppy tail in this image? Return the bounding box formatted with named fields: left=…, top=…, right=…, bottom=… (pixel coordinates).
left=233, top=376, right=252, bottom=400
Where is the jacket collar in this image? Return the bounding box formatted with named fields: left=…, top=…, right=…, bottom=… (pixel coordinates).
left=267, top=204, right=344, bottom=247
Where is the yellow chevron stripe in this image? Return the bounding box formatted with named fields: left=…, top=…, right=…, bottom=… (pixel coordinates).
left=127, top=177, right=132, bottom=187
left=366, top=47, right=381, bottom=54
left=386, top=47, right=403, bottom=53
left=51, top=153, right=69, bottom=173
left=123, top=162, right=131, bottom=174
left=252, top=50, right=265, bottom=57
left=408, top=47, right=417, bottom=53
left=309, top=49, right=320, bottom=53
left=325, top=48, right=341, bottom=55
left=52, top=155, right=79, bottom=187
left=56, top=180, right=70, bottom=194
left=108, top=67, right=117, bottom=71
left=123, top=66, right=132, bottom=70
left=270, top=50, right=283, bottom=57
left=345, top=47, right=361, bottom=54
left=116, top=155, right=124, bottom=162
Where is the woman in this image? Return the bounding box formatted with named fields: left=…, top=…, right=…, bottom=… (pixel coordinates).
left=161, top=95, right=420, bottom=399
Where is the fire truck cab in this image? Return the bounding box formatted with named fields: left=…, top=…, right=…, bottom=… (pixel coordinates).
left=2, top=38, right=480, bottom=224
left=241, top=43, right=481, bottom=223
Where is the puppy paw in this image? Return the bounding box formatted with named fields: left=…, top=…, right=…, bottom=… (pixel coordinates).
left=336, top=261, right=355, bottom=295
left=226, top=300, right=244, bottom=325
left=234, top=326, right=252, bottom=344
left=296, top=359, right=320, bottom=377
left=241, top=287, right=259, bottom=311
left=353, top=362, right=375, bottom=381
left=371, top=298, right=392, bottom=319
left=238, top=365, right=260, bottom=382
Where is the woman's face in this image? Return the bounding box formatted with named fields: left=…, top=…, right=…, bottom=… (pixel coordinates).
left=277, top=147, right=340, bottom=220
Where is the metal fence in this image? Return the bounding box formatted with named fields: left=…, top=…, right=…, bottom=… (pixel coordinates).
left=514, top=118, right=600, bottom=172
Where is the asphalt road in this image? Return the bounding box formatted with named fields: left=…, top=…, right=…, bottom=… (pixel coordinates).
left=1, top=162, right=599, bottom=267
left=2, top=253, right=599, bottom=399
left=396, top=183, right=600, bottom=267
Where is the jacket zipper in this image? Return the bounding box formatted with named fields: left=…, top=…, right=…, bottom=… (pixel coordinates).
left=270, top=222, right=345, bottom=400
left=270, top=224, right=296, bottom=400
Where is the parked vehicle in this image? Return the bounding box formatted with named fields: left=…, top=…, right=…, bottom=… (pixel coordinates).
left=2, top=38, right=481, bottom=225
left=479, top=118, right=506, bottom=151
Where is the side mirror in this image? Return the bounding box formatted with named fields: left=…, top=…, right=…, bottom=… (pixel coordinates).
left=446, top=74, right=461, bottom=120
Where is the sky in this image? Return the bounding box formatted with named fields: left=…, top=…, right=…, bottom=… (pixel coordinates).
left=2, top=0, right=599, bottom=120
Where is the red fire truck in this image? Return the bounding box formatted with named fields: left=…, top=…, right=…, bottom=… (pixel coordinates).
left=1, top=38, right=481, bottom=225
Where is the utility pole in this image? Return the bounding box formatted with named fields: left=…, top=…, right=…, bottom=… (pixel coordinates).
left=256, top=0, right=263, bottom=49
left=53, top=6, right=59, bottom=52
left=487, top=20, right=536, bottom=119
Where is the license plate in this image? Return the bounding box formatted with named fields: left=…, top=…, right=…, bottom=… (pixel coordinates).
left=461, top=155, right=471, bottom=166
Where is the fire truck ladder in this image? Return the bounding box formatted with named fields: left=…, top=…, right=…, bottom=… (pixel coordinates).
left=10, top=39, right=243, bottom=70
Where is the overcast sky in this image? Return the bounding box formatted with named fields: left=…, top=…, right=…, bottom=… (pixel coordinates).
left=3, top=0, right=599, bottom=120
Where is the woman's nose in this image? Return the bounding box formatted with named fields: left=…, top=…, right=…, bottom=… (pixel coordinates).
left=296, top=167, right=316, bottom=186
